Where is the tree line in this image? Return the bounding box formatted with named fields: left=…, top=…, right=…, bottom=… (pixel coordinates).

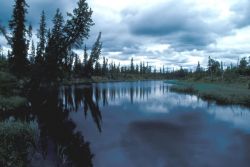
left=167, top=56, right=250, bottom=80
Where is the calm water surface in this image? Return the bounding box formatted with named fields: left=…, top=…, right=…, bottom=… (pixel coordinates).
left=57, top=81, right=250, bottom=167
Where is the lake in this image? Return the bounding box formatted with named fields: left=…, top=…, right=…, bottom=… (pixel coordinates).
left=32, top=80, right=250, bottom=167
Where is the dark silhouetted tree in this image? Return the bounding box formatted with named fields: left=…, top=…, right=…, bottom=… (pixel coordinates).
left=63, top=0, right=94, bottom=49
left=44, top=9, right=65, bottom=81
left=36, top=10, right=47, bottom=65
left=73, top=54, right=83, bottom=77
left=86, top=32, right=102, bottom=77
left=30, top=40, right=36, bottom=65
left=83, top=45, right=88, bottom=68
left=130, top=57, right=134, bottom=73
left=196, top=61, right=201, bottom=73
left=9, top=0, right=29, bottom=77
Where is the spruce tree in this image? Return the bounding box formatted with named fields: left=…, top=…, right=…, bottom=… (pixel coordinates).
left=83, top=45, right=88, bottom=67
left=73, top=54, right=82, bottom=76
left=90, top=32, right=102, bottom=63
left=130, top=58, right=134, bottom=73
left=36, top=10, right=47, bottom=65
left=30, top=40, right=36, bottom=65
left=196, top=61, right=201, bottom=73
left=9, top=0, right=29, bottom=77
left=64, top=0, right=94, bottom=49
left=44, top=9, right=65, bottom=81
left=87, top=32, right=102, bottom=76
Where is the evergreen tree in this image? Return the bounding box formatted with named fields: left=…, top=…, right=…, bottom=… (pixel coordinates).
left=130, top=57, right=134, bottom=73
left=41, top=0, right=93, bottom=82
left=239, top=57, right=248, bottom=75
left=135, top=64, right=139, bottom=74
left=196, top=61, right=201, bottom=73
left=83, top=45, right=88, bottom=68
left=207, top=56, right=220, bottom=78
left=36, top=10, right=47, bottom=65
left=64, top=0, right=94, bottom=49
left=94, top=62, right=101, bottom=76
left=44, top=9, right=65, bottom=81
left=9, top=0, right=29, bottom=77
left=73, top=54, right=82, bottom=76
left=27, top=24, right=32, bottom=49
left=102, top=57, right=108, bottom=76
left=86, top=32, right=102, bottom=77
left=90, top=32, right=102, bottom=63
left=30, top=40, right=36, bottom=65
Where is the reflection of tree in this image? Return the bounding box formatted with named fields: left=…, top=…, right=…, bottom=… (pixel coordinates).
left=130, top=87, right=134, bottom=104
left=102, top=89, right=108, bottom=106
left=62, top=86, right=103, bottom=132
left=29, top=87, right=93, bottom=166
left=83, top=87, right=102, bottom=132
left=93, top=82, right=167, bottom=104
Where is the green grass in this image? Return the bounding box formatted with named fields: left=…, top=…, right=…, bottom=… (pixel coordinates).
left=0, top=120, right=38, bottom=167
left=166, top=80, right=250, bottom=106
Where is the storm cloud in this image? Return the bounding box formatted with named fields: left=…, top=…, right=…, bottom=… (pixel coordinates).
left=1, top=0, right=250, bottom=69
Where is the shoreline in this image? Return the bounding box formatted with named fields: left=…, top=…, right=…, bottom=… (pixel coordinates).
left=165, top=80, right=250, bottom=107
left=62, top=76, right=168, bottom=85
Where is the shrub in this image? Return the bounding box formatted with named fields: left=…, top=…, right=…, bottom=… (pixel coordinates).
left=0, top=95, right=27, bottom=111
left=0, top=120, right=37, bottom=167
left=0, top=71, right=17, bottom=96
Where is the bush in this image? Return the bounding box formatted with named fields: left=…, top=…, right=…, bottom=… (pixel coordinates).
left=0, top=95, right=27, bottom=111
left=0, top=71, right=17, bottom=96
left=0, top=120, right=37, bottom=167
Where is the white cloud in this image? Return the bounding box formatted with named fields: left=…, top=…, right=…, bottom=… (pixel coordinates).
left=1, top=0, right=250, bottom=69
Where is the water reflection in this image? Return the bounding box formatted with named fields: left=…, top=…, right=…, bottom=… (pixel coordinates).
left=29, top=81, right=250, bottom=167
left=29, top=87, right=93, bottom=167
left=65, top=81, right=250, bottom=167
left=60, top=81, right=250, bottom=133
left=60, top=86, right=102, bottom=132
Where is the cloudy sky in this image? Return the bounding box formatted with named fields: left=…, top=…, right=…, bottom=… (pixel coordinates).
left=1, top=0, right=250, bottom=70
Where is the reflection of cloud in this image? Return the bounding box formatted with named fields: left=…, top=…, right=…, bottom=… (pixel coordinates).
left=208, top=105, right=250, bottom=131
left=144, top=104, right=169, bottom=113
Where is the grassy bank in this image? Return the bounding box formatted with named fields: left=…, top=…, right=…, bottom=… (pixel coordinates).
left=0, top=71, right=27, bottom=112
left=0, top=95, right=27, bottom=111
left=0, top=120, right=37, bottom=167
left=166, top=79, right=250, bottom=106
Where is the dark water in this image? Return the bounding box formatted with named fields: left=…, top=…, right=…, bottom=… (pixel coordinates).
left=31, top=81, right=250, bottom=167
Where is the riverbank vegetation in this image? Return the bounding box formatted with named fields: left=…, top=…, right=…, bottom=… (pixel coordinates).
left=166, top=80, right=250, bottom=106
left=0, top=0, right=97, bottom=165
left=166, top=56, right=250, bottom=106
left=0, top=120, right=37, bottom=167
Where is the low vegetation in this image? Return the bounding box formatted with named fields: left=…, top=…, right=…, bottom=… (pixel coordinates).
left=167, top=80, right=250, bottom=106
left=0, top=95, right=27, bottom=111
left=0, top=120, right=38, bottom=167
left=0, top=71, right=27, bottom=111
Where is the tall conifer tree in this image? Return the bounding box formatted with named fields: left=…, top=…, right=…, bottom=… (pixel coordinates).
left=36, top=10, right=47, bottom=65
left=9, top=0, right=29, bottom=77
